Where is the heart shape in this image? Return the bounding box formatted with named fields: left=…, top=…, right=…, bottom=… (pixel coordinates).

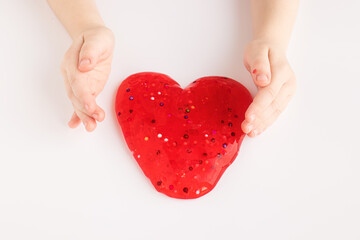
left=115, top=72, right=252, bottom=199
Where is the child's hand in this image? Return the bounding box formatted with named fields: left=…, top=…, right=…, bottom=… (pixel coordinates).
left=241, top=40, right=297, bottom=137
left=61, top=26, right=115, bottom=132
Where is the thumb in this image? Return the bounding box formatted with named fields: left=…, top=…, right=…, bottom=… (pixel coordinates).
left=78, top=40, right=101, bottom=72
left=245, top=45, right=271, bottom=87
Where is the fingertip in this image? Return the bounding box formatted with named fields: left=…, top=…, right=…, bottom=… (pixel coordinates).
left=247, top=132, right=255, bottom=138
left=95, top=107, right=105, bottom=122
left=241, top=121, right=247, bottom=133
left=68, top=121, right=76, bottom=128
left=248, top=130, right=258, bottom=138
left=84, top=119, right=97, bottom=132
left=92, top=111, right=105, bottom=122
left=241, top=121, right=250, bottom=134
left=68, top=112, right=81, bottom=128
left=244, top=108, right=256, bottom=123
left=68, top=121, right=79, bottom=128
left=241, top=120, right=254, bottom=134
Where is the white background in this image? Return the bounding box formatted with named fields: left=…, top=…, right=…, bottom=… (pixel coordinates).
left=1, top=0, right=359, bottom=239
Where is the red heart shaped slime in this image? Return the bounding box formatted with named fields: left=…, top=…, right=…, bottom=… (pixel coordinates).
left=115, top=72, right=252, bottom=199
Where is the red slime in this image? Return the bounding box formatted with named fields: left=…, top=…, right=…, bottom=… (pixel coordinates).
left=115, top=72, right=252, bottom=199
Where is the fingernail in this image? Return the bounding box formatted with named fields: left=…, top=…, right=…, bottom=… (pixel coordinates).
left=79, top=59, right=90, bottom=67
left=253, top=129, right=259, bottom=136
left=247, top=124, right=253, bottom=132
left=92, top=114, right=98, bottom=120
left=256, top=74, right=268, bottom=83
left=83, top=121, right=88, bottom=127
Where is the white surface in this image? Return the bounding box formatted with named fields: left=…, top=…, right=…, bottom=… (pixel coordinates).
left=1, top=0, right=360, bottom=239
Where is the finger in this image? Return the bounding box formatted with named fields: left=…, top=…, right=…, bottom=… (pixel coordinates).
left=68, top=75, right=98, bottom=113
left=248, top=130, right=258, bottom=138
left=244, top=65, right=289, bottom=122
left=90, top=105, right=105, bottom=122
left=246, top=117, right=262, bottom=137
left=74, top=108, right=97, bottom=132
left=244, top=45, right=271, bottom=87
left=253, top=108, right=281, bottom=135
left=257, top=81, right=296, bottom=132
left=243, top=85, right=286, bottom=133
left=62, top=37, right=98, bottom=113
left=78, top=39, right=107, bottom=72
left=78, top=40, right=99, bottom=72
left=244, top=85, right=280, bottom=122
left=241, top=119, right=254, bottom=134
left=62, top=66, right=92, bottom=127
left=247, top=124, right=261, bottom=138
left=64, top=47, right=106, bottom=122
left=63, top=74, right=94, bottom=116
left=68, top=112, right=81, bottom=128
left=69, top=89, right=105, bottom=122
left=65, top=49, right=103, bottom=118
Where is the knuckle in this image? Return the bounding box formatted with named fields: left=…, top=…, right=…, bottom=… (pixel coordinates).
left=67, top=92, right=76, bottom=102
left=270, top=109, right=281, bottom=124
left=243, top=60, right=251, bottom=72
left=272, top=99, right=283, bottom=112
left=81, top=49, right=92, bottom=59
left=266, top=116, right=277, bottom=128
left=86, top=103, right=96, bottom=113
left=252, top=59, right=268, bottom=70
left=258, top=123, right=267, bottom=133
left=81, top=43, right=97, bottom=58
left=275, top=108, right=282, bottom=117
left=69, top=74, right=82, bottom=85
left=287, top=77, right=297, bottom=95
left=74, top=89, right=89, bottom=102
left=266, top=87, right=277, bottom=99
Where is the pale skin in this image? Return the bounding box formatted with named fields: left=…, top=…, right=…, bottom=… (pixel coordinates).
left=47, top=0, right=298, bottom=136
left=47, top=0, right=115, bottom=132
left=242, top=0, right=299, bottom=137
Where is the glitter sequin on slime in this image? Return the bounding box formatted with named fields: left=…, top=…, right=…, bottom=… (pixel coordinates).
left=115, top=72, right=252, bottom=199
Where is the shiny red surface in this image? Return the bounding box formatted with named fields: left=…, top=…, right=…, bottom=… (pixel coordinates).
left=115, top=72, right=252, bottom=199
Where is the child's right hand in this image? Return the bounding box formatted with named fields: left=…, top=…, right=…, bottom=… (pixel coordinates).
left=241, top=40, right=297, bottom=137
left=61, top=26, right=115, bottom=132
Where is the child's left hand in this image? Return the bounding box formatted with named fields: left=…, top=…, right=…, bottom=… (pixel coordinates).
left=61, top=26, right=115, bottom=132
left=241, top=40, right=297, bottom=137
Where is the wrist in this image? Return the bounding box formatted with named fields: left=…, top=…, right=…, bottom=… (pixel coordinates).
left=71, top=22, right=106, bottom=40
left=76, top=25, right=115, bottom=44
left=250, top=38, right=288, bottom=53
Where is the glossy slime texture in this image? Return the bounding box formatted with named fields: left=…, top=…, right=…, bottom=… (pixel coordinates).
left=115, top=72, right=252, bottom=199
